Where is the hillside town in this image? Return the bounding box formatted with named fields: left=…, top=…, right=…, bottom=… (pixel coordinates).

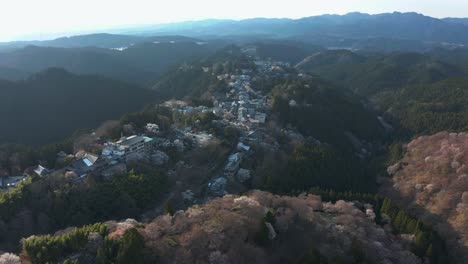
left=0, top=54, right=294, bottom=205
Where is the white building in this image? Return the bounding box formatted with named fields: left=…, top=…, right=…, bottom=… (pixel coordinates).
left=117, top=135, right=154, bottom=156
left=103, top=135, right=154, bottom=161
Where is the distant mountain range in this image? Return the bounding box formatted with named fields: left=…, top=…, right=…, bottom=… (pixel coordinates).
left=135, top=12, right=468, bottom=45
left=443, top=17, right=468, bottom=26
left=2, top=12, right=468, bottom=52
left=0, top=34, right=200, bottom=52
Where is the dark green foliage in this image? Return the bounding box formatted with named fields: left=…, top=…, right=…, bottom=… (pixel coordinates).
left=152, top=61, right=223, bottom=99
left=0, top=165, right=166, bottom=251
left=0, top=68, right=158, bottom=144
left=22, top=223, right=107, bottom=263
left=299, top=248, right=328, bottom=264
left=116, top=228, right=145, bottom=264
left=0, top=40, right=213, bottom=85
left=264, top=210, right=275, bottom=224
left=96, top=237, right=121, bottom=264
left=376, top=77, right=468, bottom=135
left=379, top=197, right=450, bottom=263
left=307, top=188, right=451, bottom=264
left=0, top=177, right=34, bottom=222
left=255, top=211, right=276, bottom=246
left=298, top=51, right=462, bottom=96
left=297, top=50, right=468, bottom=137
left=119, top=105, right=174, bottom=134
left=255, top=222, right=270, bottom=246
left=188, top=97, right=214, bottom=107
left=63, top=259, right=79, bottom=264
left=163, top=200, right=175, bottom=216
left=387, top=142, right=404, bottom=165
left=221, top=126, right=240, bottom=146
left=271, top=77, right=386, bottom=152
left=153, top=45, right=254, bottom=99
left=172, top=111, right=220, bottom=133
left=270, top=143, right=374, bottom=193
left=0, top=131, right=76, bottom=174
left=349, top=238, right=365, bottom=263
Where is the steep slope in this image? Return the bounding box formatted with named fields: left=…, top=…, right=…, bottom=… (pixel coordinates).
left=0, top=68, right=158, bottom=144
left=271, top=75, right=386, bottom=152
left=380, top=132, right=468, bottom=262
left=152, top=46, right=254, bottom=98
left=18, top=191, right=422, bottom=264
left=296, top=50, right=366, bottom=71
left=0, top=46, right=151, bottom=84
left=375, top=77, right=468, bottom=135
left=297, top=50, right=462, bottom=96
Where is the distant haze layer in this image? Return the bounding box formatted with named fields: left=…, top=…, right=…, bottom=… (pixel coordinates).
left=1, top=0, right=468, bottom=41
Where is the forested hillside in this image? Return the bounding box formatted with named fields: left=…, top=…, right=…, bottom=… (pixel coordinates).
left=380, top=132, right=468, bottom=262
left=16, top=191, right=427, bottom=264
left=152, top=46, right=255, bottom=98
left=375, top=77, right=468, bottom=135
left=296, top=50, right=468, bottom=138
left=296, top=51, right=463, bottom=96
left=0, top=68, right=158, bottom=144
left=0, top=41, right=214, bottom=85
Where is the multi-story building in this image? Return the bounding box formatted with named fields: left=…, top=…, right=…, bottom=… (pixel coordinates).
left=116, top=135, right=154, bottom=156
left=102, top=135, right=154, bottom=161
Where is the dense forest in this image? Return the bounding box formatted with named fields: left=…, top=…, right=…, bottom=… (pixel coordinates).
left=0, top=163, right=167, bottom=252
left=375, top=77, right=468, bottom=135
left=296, top=50, right=468, bottom=138
left=0, top=68, right=158, bottom=144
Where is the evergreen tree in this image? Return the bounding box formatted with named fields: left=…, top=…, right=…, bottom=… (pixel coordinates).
left=116, top=228, right=145, bottom=264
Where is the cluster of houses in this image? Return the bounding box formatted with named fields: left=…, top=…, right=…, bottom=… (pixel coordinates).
left=0, top=164, right=50, bottom=191
left=67, top=135, right=160, bottom=179
left=206, top=68, right=279, bottom=195
left=203, top=56, right=296, bottom=196
left=0, top=134, right=164, bottom=192
left=213, top=74, right=268, bottom=128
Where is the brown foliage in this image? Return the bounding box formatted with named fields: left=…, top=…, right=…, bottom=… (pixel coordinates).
left=138, top=191, right=419, bottom=264
left=380, top=132, right=468, bottom=261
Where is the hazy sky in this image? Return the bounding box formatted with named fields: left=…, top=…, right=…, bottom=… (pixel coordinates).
left=1, top=0, right=468, bottom=41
